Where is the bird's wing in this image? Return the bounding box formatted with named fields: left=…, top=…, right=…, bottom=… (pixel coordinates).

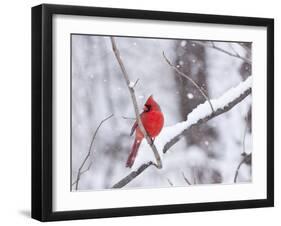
left=130, top=121, right=138, bottom=136
left=130, top=111, right=144, bottom=136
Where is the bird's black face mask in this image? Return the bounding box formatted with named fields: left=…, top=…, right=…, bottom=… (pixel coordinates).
left=144, top=104, right=151, bottom=112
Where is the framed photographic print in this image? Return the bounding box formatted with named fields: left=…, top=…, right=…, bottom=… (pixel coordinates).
left=31, top=4, right=274, bottom=221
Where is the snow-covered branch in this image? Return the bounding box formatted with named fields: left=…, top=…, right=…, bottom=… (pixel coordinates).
left=112, top=76, right=252, bottom=188
left=162, top=76, right=252, bottom=153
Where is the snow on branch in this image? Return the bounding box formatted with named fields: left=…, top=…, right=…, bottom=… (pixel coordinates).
left=162, top=76, right=252, bottom=153
left=112, top=76, right=252, bottom=188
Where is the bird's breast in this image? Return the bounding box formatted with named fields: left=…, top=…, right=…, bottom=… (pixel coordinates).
left=141, top=111, right=164, bottom=137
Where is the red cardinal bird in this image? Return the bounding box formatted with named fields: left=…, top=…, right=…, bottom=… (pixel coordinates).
left=126, top=95, right=164, bottom=168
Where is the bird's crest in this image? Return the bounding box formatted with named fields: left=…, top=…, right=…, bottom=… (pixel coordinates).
left=144, top=95, right=161, bottom=111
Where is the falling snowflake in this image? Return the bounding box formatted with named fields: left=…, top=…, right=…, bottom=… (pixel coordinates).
left=180, top=40, right=187, bottom=47
left=179, top=60, right=184, bottom=66
left=187, top=93, right=194, bottom=99
left=138, top=95, right=144, bottom=99
left=103, top=79, right=107, bottom=82
left=204, top=141, right=209, bottom=146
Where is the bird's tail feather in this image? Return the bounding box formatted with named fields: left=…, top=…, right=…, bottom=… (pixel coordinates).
left=126, top=139, right=141, bottom=168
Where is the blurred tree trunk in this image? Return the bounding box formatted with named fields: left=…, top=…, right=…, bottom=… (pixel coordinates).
left=174, top=40, right=217, bottom=150
left=173, top=40, right=220, bottom=184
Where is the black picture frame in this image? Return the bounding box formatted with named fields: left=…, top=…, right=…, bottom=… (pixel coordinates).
left=31, top=3, right=274, bottom=222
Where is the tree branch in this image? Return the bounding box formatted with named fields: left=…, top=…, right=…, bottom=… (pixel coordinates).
left=73, top=114, right=114, bottom=190
left=182, top=172, right=192, bottom=185
left=166, top=178, right=174, bottom=186
left=110, top=37, right=162, bottom=168
left=192, top=41, right=251, bottom=64
left=234, top=153, right=252, bottom=183
left=234, top=114, right=251, bottom=183
left=72, top=162, right=93, bottom=186
left=112, top=161, right=154, bottom=188
left=238, top=43, right=251, bottom=56
left=163, top=86, right=251, bottom=153
left=122, top=116, right=136, bottom=120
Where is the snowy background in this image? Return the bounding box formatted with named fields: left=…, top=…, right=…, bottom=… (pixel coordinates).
left=71, top=35, right=252, bottom=191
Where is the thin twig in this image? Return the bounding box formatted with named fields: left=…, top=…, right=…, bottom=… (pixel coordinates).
left=80, top=162, right=93, bottom=174
left=192, top=168, right=197, bottom=184
left=209, top=41, right=251, bottom=64
left=122, top=116, right=136, bottom=120
left=238, top=43, right=251, bottom=54
left=132, top=78, right=140, bottom=88
left=229, top=43, right=241, bottom=58
left=72, top=162, right=93, bottom=186
left=192, top=41, right=251, bottom=64
left=163, top=51, right=215, bottom=114
left=234, top=153, right=252, bottom=183
left=242, top=119, right=248, bottom=155
left=167, top=178, right=174, bottom=186
left=182, top=172, right=192, bottom=185
left=73, top=114, right=114, bottom=190
left=234, top=114, right=251, bottom=183
left=110, top=37, right=162, bottom=169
